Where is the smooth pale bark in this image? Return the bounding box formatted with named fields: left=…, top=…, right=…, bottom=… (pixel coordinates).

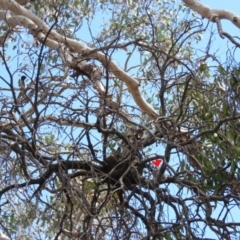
left=0, top=13, right=133, bottom=123
left=183, top=0, right=240, bottom=28
left=0, top=0, right=159, bottom=120
left=0, top=232, right=10, bottom=240
left=1, top=0, right=239, bottom=121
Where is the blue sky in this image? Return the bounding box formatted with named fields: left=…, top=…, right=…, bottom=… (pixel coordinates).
left=190, top=2, right=240, bottom=239
left=200, top=0, right=239, bottom=13
left=1, top=1, right=240, bottom=239
left=200, top=0, right=240, bottom=49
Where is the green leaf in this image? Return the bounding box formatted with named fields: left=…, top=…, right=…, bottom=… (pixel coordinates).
left=233, top=146, right=240, bottom=158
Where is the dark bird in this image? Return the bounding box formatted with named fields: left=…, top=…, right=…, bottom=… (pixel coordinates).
left=18, top=75, right=26, bottom=90
left=13, top=75, right=27, bottom=112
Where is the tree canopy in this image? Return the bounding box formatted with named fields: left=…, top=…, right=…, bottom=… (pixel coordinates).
left=0, top=0, right=240, bottom=239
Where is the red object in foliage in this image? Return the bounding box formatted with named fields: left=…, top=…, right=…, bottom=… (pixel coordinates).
left=151, top=159, right=163, bottom=168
